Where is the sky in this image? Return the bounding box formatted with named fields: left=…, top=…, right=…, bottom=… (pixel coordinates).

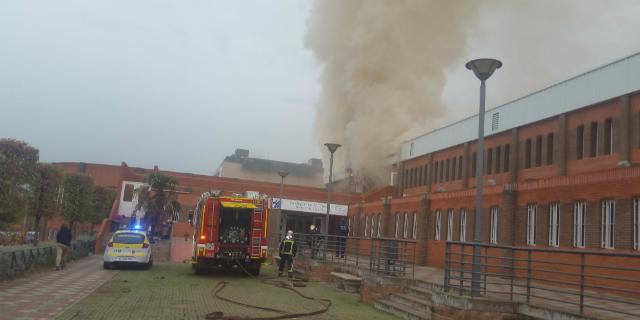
left=1, top=0, right=319, bottom=174
left=2, top=1, right=640, bottom=176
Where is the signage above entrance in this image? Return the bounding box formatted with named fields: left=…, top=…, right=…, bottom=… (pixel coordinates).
left=271, top=198, right=348, bottom=216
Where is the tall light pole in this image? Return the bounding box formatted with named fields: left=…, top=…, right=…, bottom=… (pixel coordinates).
left=323, top=143, right=341, bottom=260
left=466, top=58, right=502, bottom=297
left=277, top=170, right=289, bottom=242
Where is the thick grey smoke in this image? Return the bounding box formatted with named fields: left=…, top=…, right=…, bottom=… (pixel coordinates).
left=306, top=0, right=640, bottom=188
left=305, top=0, right=478, bottom=186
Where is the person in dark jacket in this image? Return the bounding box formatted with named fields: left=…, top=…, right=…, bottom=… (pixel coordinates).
left=278, top=230, right=297, bottom=278
left=56, top=223, right=72, bottom=270
left=307, top=224, right=320, bottom=259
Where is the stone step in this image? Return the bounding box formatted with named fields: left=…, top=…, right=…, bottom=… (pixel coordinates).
left=405, top=286, right=434, bottom=300
left=374, top=299, right=432, bottom=320
left=412, top=279, right=446, bottom=292
left=391, top=292, right=432, bottom=311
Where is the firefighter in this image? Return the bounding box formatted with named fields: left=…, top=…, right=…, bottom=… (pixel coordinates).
left=278, top=230, right=297, bottom=278
left=308, top=224, right=320, bottom=259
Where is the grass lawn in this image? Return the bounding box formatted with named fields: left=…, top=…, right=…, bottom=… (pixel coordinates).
left=56, top=262, right=400, bottom=320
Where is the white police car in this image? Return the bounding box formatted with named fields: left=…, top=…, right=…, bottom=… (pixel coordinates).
left=103, top=230, right=153, bottom=269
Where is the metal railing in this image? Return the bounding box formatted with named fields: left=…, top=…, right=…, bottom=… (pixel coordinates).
left=0, top=237, right=96, bottom=280
left=444, top=241, right=640, bottom=319
left=270, top=232, right=420, bottom=279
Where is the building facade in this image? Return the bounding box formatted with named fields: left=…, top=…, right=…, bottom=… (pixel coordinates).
left=348, top=52, right=640, bottom=267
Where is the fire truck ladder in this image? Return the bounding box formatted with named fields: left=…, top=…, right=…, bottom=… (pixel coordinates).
left=251, top=205, right=263, bottom=257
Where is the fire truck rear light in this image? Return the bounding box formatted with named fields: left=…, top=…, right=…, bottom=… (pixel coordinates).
left=200, top=235, right=206, bottom=240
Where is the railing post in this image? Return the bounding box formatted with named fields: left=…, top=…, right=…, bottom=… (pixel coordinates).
left=444, top=241, right=450, bottom=292
left=412, top=241, right=416, bottom=280
left=483, top=246, right=487, bottom=295
left=526, top=250, right=532, bottom=303
left=459, top=243, right=465, bottom=295
left=580, top=252, right=585, bottom=314
left=510, top=248, right=514, bottom=301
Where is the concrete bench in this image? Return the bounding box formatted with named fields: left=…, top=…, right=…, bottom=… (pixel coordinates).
left=330, top=272, right=362, bottom=293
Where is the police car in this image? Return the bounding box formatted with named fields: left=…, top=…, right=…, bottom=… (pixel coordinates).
left=103, top=229, right=153, bottom=269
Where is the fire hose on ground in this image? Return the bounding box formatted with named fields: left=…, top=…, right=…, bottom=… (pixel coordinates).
left=204, top=260, right=332, bottom=320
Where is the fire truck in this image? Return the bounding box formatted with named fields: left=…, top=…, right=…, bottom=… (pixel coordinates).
left=191, top=191, right=269, bottom=275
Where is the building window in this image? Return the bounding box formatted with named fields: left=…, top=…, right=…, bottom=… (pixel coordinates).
left=412, top=212, right=418, bottom=240
left=403, top=212, right=409, bottom=239
left=395, top=213, right=400, bottom=239
left=535, top=135, right=543, bottom=167
left=487, top=148, right=493, bottom=174
left=604, top=118, right=613, bottom=155
left=447, top=209, right=454, bottom=241
left=348, top=218, right=352, bottom=236
left=460, top=209, right=467, bottom=242
left=504, top=144, right=510, bottom=172
left=457, top=156, right=463, bottom=180
left=435, top=210, right=441, bottom=241
left=527, top=204, right=537, bottom=246
left=590, top=121, right=598, bottom=158
left=123, top=183, right=135, bottom=202
left=601, top=200, right=615, bottom=249
left=434, top=162, right=439, bottom=184
left=423, top=165, right=429, bottom=185
left=370, top=215, right=376, bottom=238
left=451, top=157, right=457, bottom=181
left=576, top=125, right=584, bottom=160
left=547, top=133, right=555, bottom=165
left=444, top=159, right=449, bottom=182
left=377, top=214, right=382, bottom=238
left=549, top=203, right=560, bottom=247
left=525, top=138, right=532, bottom=168
left=364, top=216, right=370, bottom=237
left=495, top=146, right=502, bottom=173
left=418, top=166, right=423, bottom=186
left=573, top=201, right=586, bottom=248
left=633, top=198, right=640, bottom=250
left=490, top=207, right=498, bottom=244
left=472, top=152, right=477, bottom=177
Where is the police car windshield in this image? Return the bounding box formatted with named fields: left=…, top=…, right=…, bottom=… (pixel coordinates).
left=114, top=233, right=145, bottom=244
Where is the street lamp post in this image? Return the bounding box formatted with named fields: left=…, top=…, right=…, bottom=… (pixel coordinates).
left=323, top=143, right=341, bottom=260
left=277, top=170, right=289, bottom=242
left=466, top=58, right=502, bottom=297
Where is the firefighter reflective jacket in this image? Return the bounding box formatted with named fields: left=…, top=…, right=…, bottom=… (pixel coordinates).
left=279, top=238, right=298, bottom=256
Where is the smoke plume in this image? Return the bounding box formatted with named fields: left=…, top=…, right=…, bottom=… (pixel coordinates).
left=306, top=0, right=640, bottom=189
left=305, top=0, right=478, bottom=187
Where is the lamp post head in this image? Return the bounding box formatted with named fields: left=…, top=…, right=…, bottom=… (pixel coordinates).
left=465, top=58, right=502, bottom=81
left=324, top=143, right=341, bottom=154
left=277, top=170, right=289, bottom=179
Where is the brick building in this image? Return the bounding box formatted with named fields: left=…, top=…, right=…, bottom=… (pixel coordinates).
left=348, top=51, right=640, bottom=268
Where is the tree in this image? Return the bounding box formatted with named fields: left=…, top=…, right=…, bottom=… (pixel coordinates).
left=61, top=173, right=94, bottom=235
left=30, top=164, right=63, bottom=244
left=91, top=186, right=116, bottom=224
left=135, top=173, right=181, bottom=235
left=0, top=139, right=39, bottom=229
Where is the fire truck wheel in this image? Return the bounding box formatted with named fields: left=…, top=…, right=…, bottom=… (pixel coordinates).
left=245, top=263, right=260, bottom=276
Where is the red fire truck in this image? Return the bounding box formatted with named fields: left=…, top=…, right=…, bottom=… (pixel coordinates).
left=191, top=191, right=269, bottom=275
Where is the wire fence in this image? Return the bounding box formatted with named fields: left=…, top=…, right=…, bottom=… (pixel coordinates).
left=444, top=241, right=640, bottom=319
left=0, top=237, right=96, bottom=280
left=270, top=232, right=420, bottom=279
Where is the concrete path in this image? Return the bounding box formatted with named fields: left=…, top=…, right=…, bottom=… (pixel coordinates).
left=0, top=254, right=117, bottom=320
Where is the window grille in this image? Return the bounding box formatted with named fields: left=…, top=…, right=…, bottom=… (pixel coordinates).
left=527, top=204, right=537, bottom=246
left=377, top=214, right=382, bottom=238
left=490, top=207, right=498, bottom=244
left=634, top=199, right=640, bottom=250
left=370, top=215, right=376, bottom=238
left=394, top=213, right=400, bottom=239
left=364, top=216, right=369, bottom=237
left=403, top=212, right=409, bottom=239
left=412, top=212, right=418, bottom=240
left=549, top=203, right=560, bottom=247
left=573, top=201, right=586, bottom=248
left=491, top=112, right=500, bottom=131
left=601, top=200, right=615, bottom=249
left=447, top=209, right=453, bottom=241
left=460, top=209, right=467, bottom=242
left=435, top=210, right=441, bottom=241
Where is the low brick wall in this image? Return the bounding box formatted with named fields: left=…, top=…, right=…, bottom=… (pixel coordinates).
left=0, top=237, right=96, bottom=281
